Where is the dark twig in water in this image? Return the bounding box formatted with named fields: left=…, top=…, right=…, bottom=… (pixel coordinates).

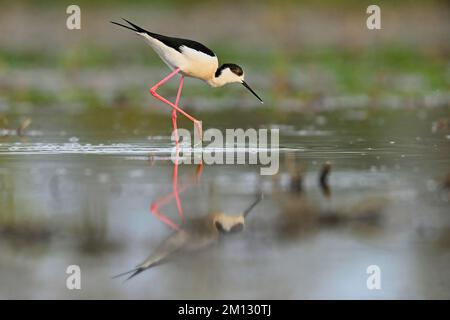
left=319, top=162, right=332, bottom=197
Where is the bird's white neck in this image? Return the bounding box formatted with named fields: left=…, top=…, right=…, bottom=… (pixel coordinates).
left=207, top=76, right=227, bottom=87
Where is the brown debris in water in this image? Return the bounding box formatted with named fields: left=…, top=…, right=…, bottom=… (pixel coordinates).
left=319, top=161, right=332, bottom=197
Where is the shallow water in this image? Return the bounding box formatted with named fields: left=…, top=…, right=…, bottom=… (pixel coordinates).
left=0, top=0, right=449, bottom=299
left=0, top=107, right=449, bottom=299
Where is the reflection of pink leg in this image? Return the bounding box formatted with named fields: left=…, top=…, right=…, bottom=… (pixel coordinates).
left=150, top=143, right=182, bottom=231
left=173, top=143, right=184, bottom=223
left=195, top=163, right=203, bottom=183
left=149, top=159, right=203, bottom=231
left=150, top=69, right=202, bottom=139
left=150, top=202, right=181, bottom=231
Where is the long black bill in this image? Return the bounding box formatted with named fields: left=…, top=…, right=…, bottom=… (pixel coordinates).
left=243, top=193, right=264, bottom=218
left=242, top=81, right=263, bottom=104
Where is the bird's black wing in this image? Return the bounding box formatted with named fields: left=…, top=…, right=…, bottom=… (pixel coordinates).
left=111, top=18, right=216, bottom=57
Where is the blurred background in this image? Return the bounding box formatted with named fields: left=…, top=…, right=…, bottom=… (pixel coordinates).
left=0, top=0, right=449, bottom=299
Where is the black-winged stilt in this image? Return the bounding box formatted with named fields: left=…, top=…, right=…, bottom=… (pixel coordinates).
left=110, top=18, right=263, bottom=140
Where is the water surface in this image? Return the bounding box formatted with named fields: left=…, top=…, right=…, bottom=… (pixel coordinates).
left=1, top=107, right=449, bottom=299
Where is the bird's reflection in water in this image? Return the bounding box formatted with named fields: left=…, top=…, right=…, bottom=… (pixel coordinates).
left=114, top=143, right=263, bottom=281
left=114, top=196, right=262, bottom=280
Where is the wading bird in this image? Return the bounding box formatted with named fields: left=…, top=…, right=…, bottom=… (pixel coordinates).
left=113, top=194, right=263, bottom=281
left=111, top=18, right=263, bottom=140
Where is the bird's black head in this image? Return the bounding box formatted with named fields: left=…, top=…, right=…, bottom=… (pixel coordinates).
left=212, top=63, right=263, bottom=103
left=215, top=63, right=244, bottom=78
left=213, top=63, right=263, bottom=103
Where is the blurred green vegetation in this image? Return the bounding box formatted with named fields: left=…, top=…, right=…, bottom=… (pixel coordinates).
left=1, top=45, right=448, bottom=108
left=0, top=0, right=448, bottom=110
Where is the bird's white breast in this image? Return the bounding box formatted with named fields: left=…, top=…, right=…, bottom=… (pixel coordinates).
left=179, top=46, right=218, bottom=81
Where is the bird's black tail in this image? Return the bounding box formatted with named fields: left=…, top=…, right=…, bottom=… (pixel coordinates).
left=112, top=267, right=144, bottom=282
left=110, top=18, right=150, bottom=35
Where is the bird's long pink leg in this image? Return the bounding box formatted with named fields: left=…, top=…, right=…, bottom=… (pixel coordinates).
left=150, top=69, right=202, bottom=139
left=171, top=75, right=184, bottom=144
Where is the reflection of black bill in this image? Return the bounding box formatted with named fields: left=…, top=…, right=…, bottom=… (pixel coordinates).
left=242, top=81, right=263, bottom=103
